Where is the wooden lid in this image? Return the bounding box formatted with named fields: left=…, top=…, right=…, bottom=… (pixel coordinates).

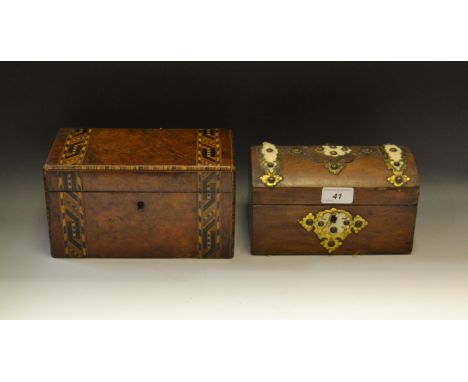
left=44, top=128, right=234, bottom=192
left=45, top=128, right=234, bottom=171
left=251, top=144, right=419, bottom=205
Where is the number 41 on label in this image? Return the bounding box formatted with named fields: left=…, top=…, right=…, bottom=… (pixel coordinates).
left=321, top=187, right=354, bottom=204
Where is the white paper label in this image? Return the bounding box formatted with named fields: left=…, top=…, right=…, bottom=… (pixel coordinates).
left=321, top=187, right=354, bottom=204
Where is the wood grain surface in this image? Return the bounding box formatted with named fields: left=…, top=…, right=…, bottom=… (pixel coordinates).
left=251, top=204, right=417, bottom=255
left=44, top=128, right=235, bottom=258
left=250, top=144, right=419, bottom=255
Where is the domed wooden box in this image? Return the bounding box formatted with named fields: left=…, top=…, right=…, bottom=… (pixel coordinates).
left=249, top=143, right=419, bottom=255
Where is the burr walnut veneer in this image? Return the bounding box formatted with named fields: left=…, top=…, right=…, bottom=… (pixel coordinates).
left=250, top=143, right=419, bottom=255
left=44, top=128, right=235, bottom=258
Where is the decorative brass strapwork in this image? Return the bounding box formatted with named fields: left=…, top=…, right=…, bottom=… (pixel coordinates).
left=258, top=142, right=283, bottom=187
left=288, top=145, right=375, bottom=175
left=382, top=144, right=410, bottom=187
left=298, top=208, right=368, bottom=253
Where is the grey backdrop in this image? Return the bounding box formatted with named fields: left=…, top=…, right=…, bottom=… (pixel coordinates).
left=2, top=62, right=467, bottom=179
left=1, top=62, right=467, bottom=318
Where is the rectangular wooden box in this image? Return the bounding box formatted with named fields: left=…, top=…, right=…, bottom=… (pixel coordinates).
left=250, top=143, right=419, bottom=255
left=44, top=128, right=235, bottom=258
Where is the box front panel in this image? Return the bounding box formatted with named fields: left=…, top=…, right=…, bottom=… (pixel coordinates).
left=46, top=191, right=234, bottom=258
left=251, top=204, right=417, bottom=255
left=85, top=192, right=197, bottom=258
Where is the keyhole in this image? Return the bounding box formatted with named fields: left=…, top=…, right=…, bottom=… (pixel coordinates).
left=137, top=201, right=145, bottom=211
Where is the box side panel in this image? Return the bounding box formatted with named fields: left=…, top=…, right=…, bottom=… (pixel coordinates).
left=220, top=190, right=235, bottom=258
left=223, top=128, right=235, bottom=170
left=251, top=204, right=417, bottom=255
left=45, top=192, right=67, bottom=257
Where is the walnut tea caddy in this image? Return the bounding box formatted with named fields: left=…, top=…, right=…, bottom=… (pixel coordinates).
left=44, top=128, right=235, bottom=258
left=249, top=143, right=419, bottom=255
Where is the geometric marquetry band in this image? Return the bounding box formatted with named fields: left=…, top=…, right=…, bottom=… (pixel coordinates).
left=59, top=128, right=92, bottom=165
left=58, top=128, right=92, bottom=257
left=58, top=172, right=88, bottom=257
left=196, top=129, right=222, bottom=258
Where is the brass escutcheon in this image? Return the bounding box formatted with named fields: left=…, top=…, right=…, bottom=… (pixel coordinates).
left=298, top=208, right=368, bottom=253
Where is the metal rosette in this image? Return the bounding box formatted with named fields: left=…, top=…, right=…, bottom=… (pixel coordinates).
left=258, top=142, right=283, bottom=187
